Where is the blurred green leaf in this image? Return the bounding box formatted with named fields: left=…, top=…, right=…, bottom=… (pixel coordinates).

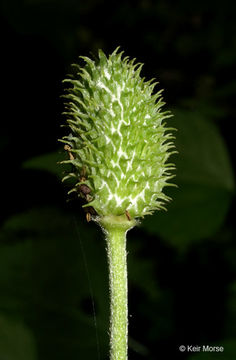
left=0, top=206, right=154, bottom=359
left=173, top=109, right=234, bottom=189
left=0, top=207, right=108, bottom=358
left=0, top=313, right=37, bottom=360
left=141, top=109, right=235, bottom=248
left=22, top=151, right=64, bottom=177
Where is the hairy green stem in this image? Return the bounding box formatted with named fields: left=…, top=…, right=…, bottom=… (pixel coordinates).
left=107, top=226, right=127, bottom=360
left=99, top=216, right=136, bottom=360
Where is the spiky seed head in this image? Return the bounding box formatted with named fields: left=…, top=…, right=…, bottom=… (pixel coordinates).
left=60, top=48, right=176, bottom=219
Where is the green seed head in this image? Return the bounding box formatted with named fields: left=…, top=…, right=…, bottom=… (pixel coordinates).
left=60, top=48, right=176, bottom=219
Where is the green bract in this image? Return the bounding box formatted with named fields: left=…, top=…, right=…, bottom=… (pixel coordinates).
left=60, top=48, right=175, bottom=219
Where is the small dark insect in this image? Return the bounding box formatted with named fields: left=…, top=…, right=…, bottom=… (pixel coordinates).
left=78, top=166, right=97, bottom=221
left=78, top=166, right=92, bottom=200
left=79, top=183, right=91, bottom=196
left=125, top=210, right=131, bottom=221
left=64, top=144, right=75, bottom=161
left=86, top=212, right=91, bottom=222
left=84, top=204, right=97, bottom=222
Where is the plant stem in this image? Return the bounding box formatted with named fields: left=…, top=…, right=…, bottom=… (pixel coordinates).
left=107, top=226, right=127, bottom=360
left=99, top=215, right=136, bottom=360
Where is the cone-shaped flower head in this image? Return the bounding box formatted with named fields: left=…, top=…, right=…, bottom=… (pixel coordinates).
left=60, top=48, right=175, bottom=219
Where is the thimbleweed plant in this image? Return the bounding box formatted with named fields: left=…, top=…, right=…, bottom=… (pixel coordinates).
left=60, top=48, right=176, bottom=360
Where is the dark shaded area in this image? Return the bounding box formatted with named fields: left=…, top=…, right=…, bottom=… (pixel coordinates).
left=0, top=0, right=235, bottom=359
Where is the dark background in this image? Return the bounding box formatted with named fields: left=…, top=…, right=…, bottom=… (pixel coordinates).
left=0, top=0, right=235, bottom=359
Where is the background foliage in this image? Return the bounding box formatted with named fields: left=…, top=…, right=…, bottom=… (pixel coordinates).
left=0, top=0, right=235, bottom=359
